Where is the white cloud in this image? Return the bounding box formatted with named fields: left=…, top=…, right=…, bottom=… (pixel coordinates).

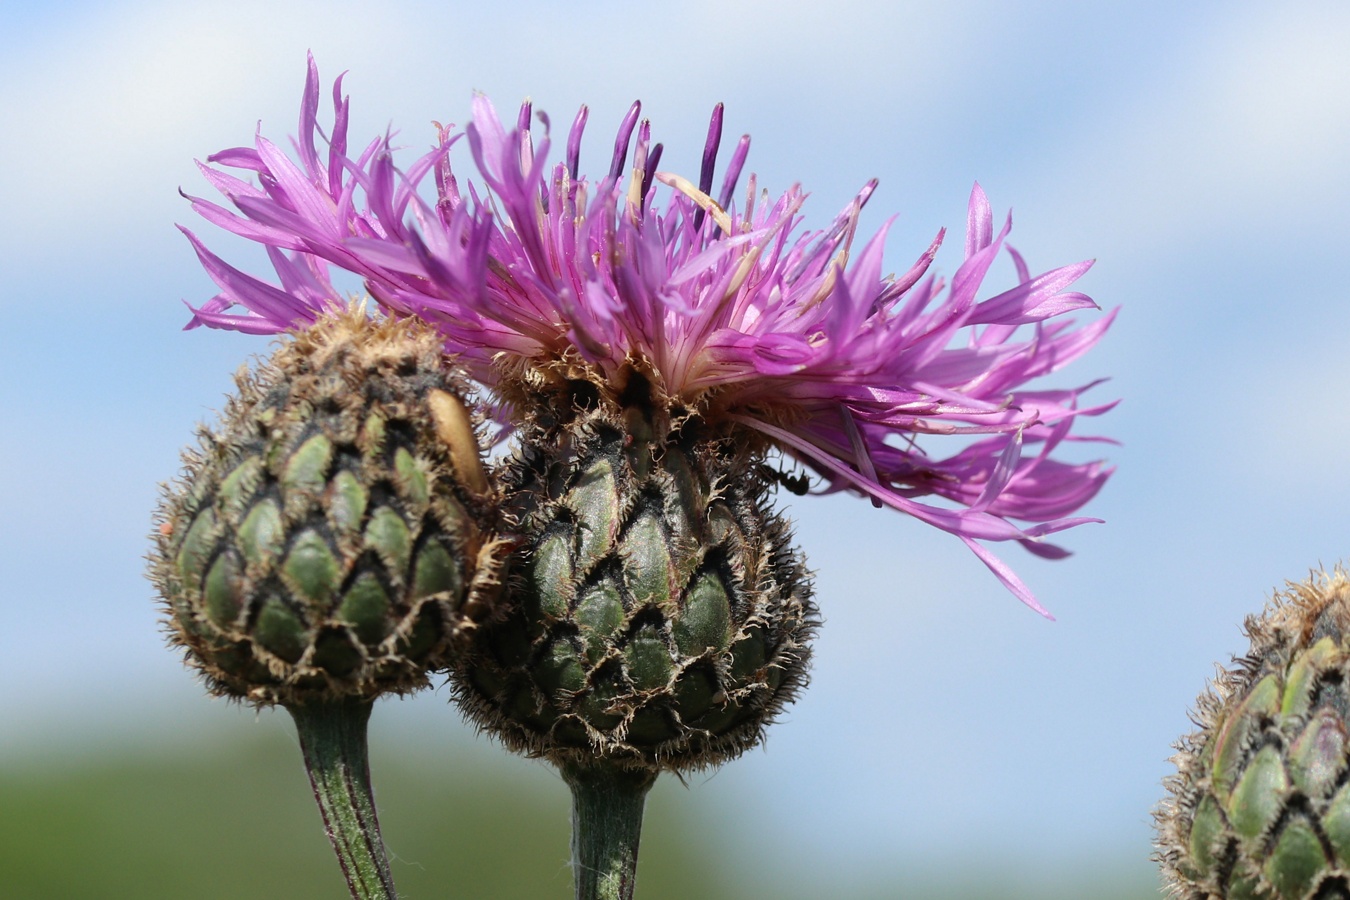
left=0, top=0, right=998, bottom=268
left=1034, top=4, right=1350, bottom=258
left=0, top=0, right=423, bottom=262
left=20, top=1, right=1347, bottom=275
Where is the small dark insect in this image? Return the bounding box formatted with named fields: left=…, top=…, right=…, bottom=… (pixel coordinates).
left=759, top=464, right=812, bottom=496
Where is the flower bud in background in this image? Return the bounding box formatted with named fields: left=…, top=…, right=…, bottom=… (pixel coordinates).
left=152, top=307, right=501, bottom=706
left=1157, top=569, right=1350, bottom=900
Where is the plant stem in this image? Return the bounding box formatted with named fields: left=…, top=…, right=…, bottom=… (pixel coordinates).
left=287, top=698, right=397, bottom=900
left=560, top=761, right=657, bottom=900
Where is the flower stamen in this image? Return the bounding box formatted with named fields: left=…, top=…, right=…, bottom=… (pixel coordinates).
left=654, top=172, right=733, bottom=235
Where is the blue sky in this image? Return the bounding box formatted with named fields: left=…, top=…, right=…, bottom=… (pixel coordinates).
left=3, top=0, right=1350, bottom=893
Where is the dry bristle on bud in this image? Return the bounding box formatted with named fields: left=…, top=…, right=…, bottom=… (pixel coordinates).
left=451, top=371, right=817, bottom=772
left=151, top=307, right=503, bottom=707
left=1156, top=567, right=1350, bottom=900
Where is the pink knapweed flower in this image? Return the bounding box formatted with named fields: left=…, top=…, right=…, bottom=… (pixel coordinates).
left=181, top=56, right=1116, bottom=614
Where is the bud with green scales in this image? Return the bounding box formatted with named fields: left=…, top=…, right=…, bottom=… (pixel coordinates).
left=152, top=308, right=501, bottom=706
left=1157, top=568, right=1350, bottom=900
left=150, top=308, right=502, bottom=900
left=453, top=369, right=817, bottom=772
left=453, top=368, right=815, bottom=900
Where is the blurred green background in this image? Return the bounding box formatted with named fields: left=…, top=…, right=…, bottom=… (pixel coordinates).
left=1, top=706, right=1154, bottom=899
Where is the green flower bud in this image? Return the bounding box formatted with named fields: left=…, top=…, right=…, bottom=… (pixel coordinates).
left=1157, top=568, right=1350, bottom=899
left=453, top=371, right=817, bottom=771
left=151, top=309, right=502, bottom=706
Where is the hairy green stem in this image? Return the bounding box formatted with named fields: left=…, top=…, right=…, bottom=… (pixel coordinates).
left=287, top=698, right=396, bottom=900
left=561, top=761, right=657, bottom=900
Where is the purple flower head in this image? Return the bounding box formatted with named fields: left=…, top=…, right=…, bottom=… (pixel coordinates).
left=182, top=55, right=1117, bottom=615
